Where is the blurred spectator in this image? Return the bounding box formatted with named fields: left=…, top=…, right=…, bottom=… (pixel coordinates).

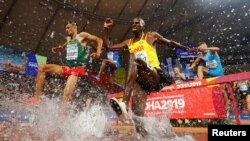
left=233, top=80, right=250, bottom=112
left=172, top=66, right=186, bottom=83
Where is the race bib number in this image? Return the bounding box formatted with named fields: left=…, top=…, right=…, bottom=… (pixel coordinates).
left=135, top=51, right=148, bottom=63
left=206, top=60, right=218, bottom=69
left=66, top=44, right=78, bottom=60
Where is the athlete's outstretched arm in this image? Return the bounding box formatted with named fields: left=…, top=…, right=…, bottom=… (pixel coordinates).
left=79, top=32, right=103, bottom=58
left=110, top=40, right=129, bottom=50
left=103, top=18, right=129, bottom=50
left=150, top=32, right=190, bottom=51
left=189, top=55, right=202, bottom=69
left=206, top=47, right=220, bottom=54
left=51, top=41, right=67, bottom=53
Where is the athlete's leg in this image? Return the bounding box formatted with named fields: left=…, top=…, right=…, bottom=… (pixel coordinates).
left=123, top=55, right=137, bottom=107
left=110, top=55, right=136, bottom=122
left=125, top=57, right=149, bottom=136
left=106, top=59, right=116, bottom=68
left=97, top=59, right=108, bottom=77
left=98, top=59, right=116, bottom=76
left=221, top=84, right=229, bottom=110
left=19, top=64, right=63, bottom=105
left=135, top=58, right=161, bottom=88
left=131, top=82, right=149, bottom=137
left=85, top=98, right=93, bottom=110
left=197, top=65, right=209, bottom=80
left=60, top=74, right=79, bottom=115
left=106, top=59, right=117, bottom=82
left=34, top=64, right=63, bottom=99
left=110, top=72, right=116, bottom=82
left=131, top=84, right=148, bottom=116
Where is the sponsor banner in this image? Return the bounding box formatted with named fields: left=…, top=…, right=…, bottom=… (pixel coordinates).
left=0, top=46, right=28, bottom=74
left=161, top=79, right=208, bottom=91
left=26, top=54, right=47, bottom=76
left=229, top=112, right=250, bottom=120
left=176, top=49, right=199, bottom=58
left=161, top=72, right=250, bottom=92
left=36, top=54, right=47, bottom=64
left=144, top=85, right=226, bottom=119
left=26, top=53, right=38, bottom=76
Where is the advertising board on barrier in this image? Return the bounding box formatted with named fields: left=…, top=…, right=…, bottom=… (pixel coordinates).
left=161, top=80, right=207, bottom=91
left=107, top=85, right=226, bottom=119
left=145, top=85, right=226, bottom=119
left=107, top=72, right=250, bottom=120
left=26, top=54, right=47, bottom=76
left=175, top=49, right=199, bottom=58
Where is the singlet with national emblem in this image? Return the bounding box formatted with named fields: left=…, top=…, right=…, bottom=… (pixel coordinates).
left=65, top=34, right=88, bottom=67
left=128, top=34, right=160, bottom=69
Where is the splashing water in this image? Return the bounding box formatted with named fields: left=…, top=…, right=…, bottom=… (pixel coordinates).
left=0, top=97, right=108, bottom=141
left=131, top=113, right=195, bottom=141
left=0, top=97, right=197, bottom=141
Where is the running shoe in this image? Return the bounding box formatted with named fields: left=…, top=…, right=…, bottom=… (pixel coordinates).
left=109, top=97, right=128, bottom=122
left=18, top=97, right=40, bottom=107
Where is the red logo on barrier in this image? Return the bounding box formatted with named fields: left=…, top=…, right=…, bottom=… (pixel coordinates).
left=145, top=85, right=226, bottom=119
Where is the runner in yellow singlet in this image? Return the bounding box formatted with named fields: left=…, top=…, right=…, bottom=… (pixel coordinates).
left=103, top=17, right=192, bottom=137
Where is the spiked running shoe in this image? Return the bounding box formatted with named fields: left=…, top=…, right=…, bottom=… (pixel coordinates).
left=110, top=97, right=128, bottom=123
left=18, top=97, right=40, bottom=107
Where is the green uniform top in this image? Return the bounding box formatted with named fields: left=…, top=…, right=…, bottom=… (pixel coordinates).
left=65, top=35, right=89, bottom=67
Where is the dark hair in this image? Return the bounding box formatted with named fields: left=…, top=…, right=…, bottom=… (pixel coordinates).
left=67, top=20, right=77, bottom=26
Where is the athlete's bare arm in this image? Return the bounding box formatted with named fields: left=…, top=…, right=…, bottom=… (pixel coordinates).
left=207, top=47, right=220, bottom=54
left=149, top=32, right=190, bottom=51
left=189, top=55, right=202, bottom=69
left=79, top=32, right=103, bottom=58
left=51, top=41, right=67, bottom=53
left=103, top=18, right=129, bottom=50
left=110, top=40, right=129, bottom=50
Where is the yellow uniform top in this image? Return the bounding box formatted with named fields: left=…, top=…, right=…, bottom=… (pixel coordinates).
left=128, top=34, right=160, bottom=69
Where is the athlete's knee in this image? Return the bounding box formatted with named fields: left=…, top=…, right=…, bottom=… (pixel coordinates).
left=37, top=64, right=46, bottom=72
left=101, top=60, right=107, bottom=65
left=197, top=65, right=205, bottom=72
left=197, top=65, right=203, bottom=70
left=62, top=93, right=72, bottom=102
left=246, top=95, right=250, bottom=102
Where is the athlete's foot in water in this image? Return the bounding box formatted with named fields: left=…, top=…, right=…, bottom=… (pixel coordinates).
left=18, top=97, right=40, bottom=107
left=110, top=97, right=130, bottom=123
